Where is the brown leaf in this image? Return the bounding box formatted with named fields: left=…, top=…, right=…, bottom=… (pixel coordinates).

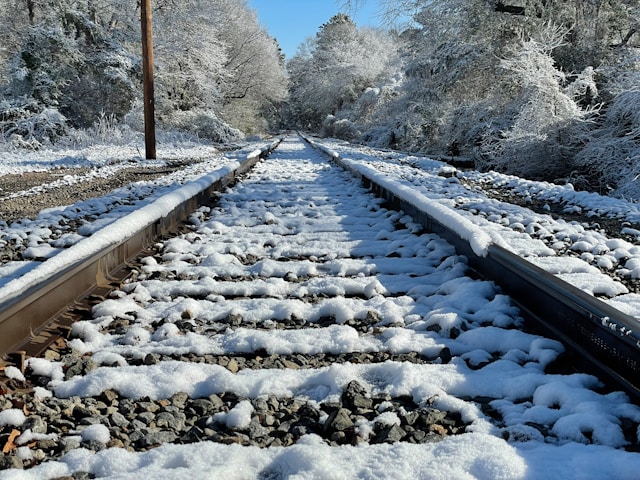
left=429, top=424, right=448, bottom=436
left=2, top=429, right=21, bottom=453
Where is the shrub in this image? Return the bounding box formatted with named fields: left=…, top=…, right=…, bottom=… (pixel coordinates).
left=162, top=109, right=243, bottom=143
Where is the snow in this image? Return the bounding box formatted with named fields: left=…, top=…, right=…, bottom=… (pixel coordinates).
left=2, top=136, right=640, bottom=478
left=347, top=159, right=495, bottom=256
left=4, top=365, right=25, bottom=382
left=307, top=138, right=495, bottom=257
left=80, top=424, right=111, bottom=444
left=373, top=411, right=401, bottom=427
left=0, top=144, right=266, bottom=303
left=23, top=358, right=64, bottom=384
left=0, top=409, right=26, bottom=427
left=16, top=431, right=57, bottom=447
left=315, top=137, right=640, bottom=313
left=6, top=434, right=640, bottom=480
left=210, top=400, right=254, bottom=430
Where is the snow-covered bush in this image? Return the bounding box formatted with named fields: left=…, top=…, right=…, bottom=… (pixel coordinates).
left=474, top=31, right=593, bottom=180
left=358, top=126, right=399, bottom=149
left=322, top=116, right=360, bottom=141
left=573, top=88, right=640, bottom=198
left=163, top=109, right=243, bottom=143
left=0, top=97, right=69, bottom=148
left=6, top=19, right=136, bottom=129
left=8, top=25, right=82, bottom=106
left=333, top=119, right=360, bottom=141
left=349, top=76, right=404, bottom=147
left=63, top=111, right=142, bottom=148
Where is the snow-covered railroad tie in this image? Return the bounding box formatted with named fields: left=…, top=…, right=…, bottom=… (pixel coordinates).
left=1, top=136, right=640, bottom=478
left=306, top=136, right=640, bottom=402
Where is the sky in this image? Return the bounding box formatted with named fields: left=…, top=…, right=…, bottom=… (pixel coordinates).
left=248, top=0, right=383, bottom=58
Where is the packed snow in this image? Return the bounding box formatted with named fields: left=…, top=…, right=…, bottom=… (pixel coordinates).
left=2, top=136, right=640, bottom=479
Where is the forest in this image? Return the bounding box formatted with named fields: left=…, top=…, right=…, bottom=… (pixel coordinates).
left=1, top=0, right=639, bottom=199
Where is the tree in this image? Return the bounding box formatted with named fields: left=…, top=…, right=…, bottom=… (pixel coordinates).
left=132, top=0, right=286, bottom=137
left=0, top=0, right=137, bottom=146
left=476, top=26, right=596, bottom=179
left=0, top=0, right=288, bottom=146
left=340, top=0, right=640, bottom=192
left=213, top=0, right=288, bottom=133
left=152, top=0, right=228, bottom=113
left=287, top=14, right=399, bottom=134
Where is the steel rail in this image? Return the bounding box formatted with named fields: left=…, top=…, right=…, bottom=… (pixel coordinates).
left=0, top=141, right=281, bottom=359
left=305, top=136, right=640, bottom=402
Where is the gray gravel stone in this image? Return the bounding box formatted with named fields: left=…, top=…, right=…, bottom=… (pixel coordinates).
left=208, top=394, right=224, bottom=410
left=118, top=399, right=137, bottom=417
left=78, top=416, right=104, bottom=426
left=325, top=408, right=354, bottom=432
left=156, top=411, right=186, bottom=431
left=137, top=411, right=156, bottom=425
left=60, top=437, right=82, bottom=454
left=248, top=418, right=270, bottom=439
left=100, top=389, right=119, bottom=404
left=0, top=453, right=23, bottom=469
left=80, top=439, right=106, bottom=452
left=72, top=405, right=101, bottom=420
left=170, top=392, right=189, bottom=407
left=138, top=431, right=178, bottom=448
left=342, top=380, right=372, bottom=410
left=373, top=425, right=407, bottom=443
left=187, top=398, right=213, bottom=416
left=23, top=415, right=48, bottom=434
left=179, top=426, right=205, bottom=443
left=109, top=411, right=129, bottom=428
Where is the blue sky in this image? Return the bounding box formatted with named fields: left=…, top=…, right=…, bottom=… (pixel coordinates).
left=248, top=0, right=382, bottom=58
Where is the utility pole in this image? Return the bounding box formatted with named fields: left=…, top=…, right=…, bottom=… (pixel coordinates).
left=141, top=0, right=156, bottom=159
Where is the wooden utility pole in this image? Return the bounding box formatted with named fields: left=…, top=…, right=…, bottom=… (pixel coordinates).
left=141, top=0, right=156, bottom=159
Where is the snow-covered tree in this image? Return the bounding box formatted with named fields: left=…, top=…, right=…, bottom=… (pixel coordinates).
left=0, top=0, right=287, bottom=146
left=341, top=0, right=640, bottom=192
left=213, top=0, right=288, bottom=134
left=153, top=3, right=220, bottom=109
left=0, top=0, right=137, bottom=146
left=475, top=26, right=596, bottom=179
left=572, top=48, right=640, bottom=197
left=287, top=14, right=400, bottom=134
left=371, top=0, right=512, bottom=152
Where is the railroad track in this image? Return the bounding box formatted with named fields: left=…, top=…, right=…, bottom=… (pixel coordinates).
left=304, top=137, right=640, bottom=401
left=1, top=135, right=640, bottom=477
left=0, top=140, right=280, bottom=360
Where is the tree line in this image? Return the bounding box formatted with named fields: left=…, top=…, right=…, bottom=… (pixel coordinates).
left=288, top=0, right=640, bottom=198
left=0, top=0, right=287, bottom=146
left=1, top=0, right=639, bottom=198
